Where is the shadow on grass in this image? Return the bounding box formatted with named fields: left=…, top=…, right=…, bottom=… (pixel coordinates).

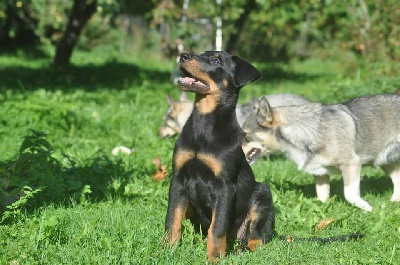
left=0, top=46, right=328, bottom=92
left=1, top=45, right=172, bottom=91
left=0, top=62, right=322, bottom=92
left=0, top=61, right=172, bottom=92
left=254, top=64, right=326, bottom=85
left=274, top=173, right=393, bottom=202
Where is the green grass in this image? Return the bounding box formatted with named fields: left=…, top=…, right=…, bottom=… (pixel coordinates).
left=1, top=45, right=400, bottom=264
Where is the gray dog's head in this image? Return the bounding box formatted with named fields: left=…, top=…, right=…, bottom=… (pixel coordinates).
left=159, top=92, right=193, bottom=139
left=242, top=97, right=280, bottom=164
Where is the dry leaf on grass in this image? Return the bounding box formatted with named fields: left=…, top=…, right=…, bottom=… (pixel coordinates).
left=285, top=234, right=293, bottom=243
left=152, top=156, right=169, bottom=182
left=316, top=218, right=335, bottom=231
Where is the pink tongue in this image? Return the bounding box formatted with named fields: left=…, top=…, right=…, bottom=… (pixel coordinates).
left=181, top=77, right=196, bottom=84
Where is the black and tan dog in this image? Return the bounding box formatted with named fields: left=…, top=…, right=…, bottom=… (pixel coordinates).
left=164, top=51, right=275, bottom=261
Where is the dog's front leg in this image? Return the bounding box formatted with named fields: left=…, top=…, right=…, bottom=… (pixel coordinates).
left=165, top=176, right=189, bottom=244
left=341, top=160, right=372, bottom=211
left=315, top=174, right=330, bottom=202
left=381, top=164, right=400, bottom=202
left=207, top=184, right=234, bottom=262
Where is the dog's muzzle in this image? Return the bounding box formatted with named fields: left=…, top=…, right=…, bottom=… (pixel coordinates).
left=246, top=148, right=262, bottom=165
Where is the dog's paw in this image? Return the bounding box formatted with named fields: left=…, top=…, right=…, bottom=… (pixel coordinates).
left=390, top=194, right=400, bottom=202
left=247, top=239, right=263, bottom=252
left=353, top=199, right=373, bottom=212
left=344, top=192, right=373, bottom=211
left=317, top=193, right=330, bottom=203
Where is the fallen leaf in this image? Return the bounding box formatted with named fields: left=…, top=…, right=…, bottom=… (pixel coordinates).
left=152, top=156, right=169, bottom=182
left=316, top=218, right=334, bottom=231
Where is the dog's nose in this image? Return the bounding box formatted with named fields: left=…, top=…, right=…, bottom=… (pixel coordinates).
left=180, top=53, right=191, bottom=63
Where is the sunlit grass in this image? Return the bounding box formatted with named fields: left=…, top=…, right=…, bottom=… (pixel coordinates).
left=1, top=46, right=400, bottom=264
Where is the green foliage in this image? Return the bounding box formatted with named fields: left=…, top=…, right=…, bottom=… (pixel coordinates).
left=0, top=186, right=42, bottom=224
left=0, top=130, right=65, bottom=213
left=0, top=129, right=153, bottom=218
left=238, top=0, right=400, bottom=64
left=0, top=0, right=120, bottom=47
left=1, top=0, right=399, bottom=67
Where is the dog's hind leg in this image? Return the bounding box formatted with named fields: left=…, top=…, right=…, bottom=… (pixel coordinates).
left=243, top=184, right=275, bottom=251
left=341, top=158, right=373, bottom=211
left=382, top=164, right=400, bottom=202
left=315, top=174, right=330, bottom=202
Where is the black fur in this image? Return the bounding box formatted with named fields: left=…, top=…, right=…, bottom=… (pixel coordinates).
left=164, top=51, right=275, bottom=262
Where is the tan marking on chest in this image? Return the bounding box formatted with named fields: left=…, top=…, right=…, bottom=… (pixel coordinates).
left=197, top=153, right=223, bottom=177
left=174, top=150, right=195, bottom=170
left=174, top=150, right=223, bottom=177
left=195, top=94, right=220, bottom=114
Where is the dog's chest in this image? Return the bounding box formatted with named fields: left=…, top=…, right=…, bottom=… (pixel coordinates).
left=288, top=148, right=339, bottom=175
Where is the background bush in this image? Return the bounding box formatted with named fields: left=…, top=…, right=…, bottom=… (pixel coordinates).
left=1, top=0, right=399, bottom=66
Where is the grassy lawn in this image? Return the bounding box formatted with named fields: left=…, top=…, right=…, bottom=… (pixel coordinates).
left=1, top=46, right=400, bottom=264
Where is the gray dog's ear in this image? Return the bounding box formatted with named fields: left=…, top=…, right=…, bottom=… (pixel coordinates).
left=167, top=94, right=175, bottom=105
left=256, top=97, right=273, bottom=127
left=254, top=97, right=261, bottom=109
left=232, top=56, right=262, bottom=88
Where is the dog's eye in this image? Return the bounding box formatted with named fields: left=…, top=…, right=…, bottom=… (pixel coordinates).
left=210, top=57, right=220, bottom=66
left=243, top=132, right=251, bottom=142
left=242, top=132, right=248, bottom=142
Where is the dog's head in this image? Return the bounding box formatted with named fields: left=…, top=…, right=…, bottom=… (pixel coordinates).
left=177, top=51, right=261, bottom=114
left=242, top=97, right=282, bottom=164
left=159, top=92, right=193, bottom=138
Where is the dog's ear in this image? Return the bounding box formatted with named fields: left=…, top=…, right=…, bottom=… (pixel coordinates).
left=232, top=56, right=262, bottom=88
left=167, top=95, right=175, bottom=105
left=254, top=97, right=261, bottom=109
left=256, top=97, right=273, bottom=127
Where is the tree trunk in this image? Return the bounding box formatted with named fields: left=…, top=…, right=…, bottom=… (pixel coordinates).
left=54, top=0, right=98, bottom=67
left=225, top=0, right=257, bottom=54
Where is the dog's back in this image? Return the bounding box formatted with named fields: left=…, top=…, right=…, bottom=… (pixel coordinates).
left=343, top=95, right=400, bottom=166
left=236, top=94, right=310, bottom=126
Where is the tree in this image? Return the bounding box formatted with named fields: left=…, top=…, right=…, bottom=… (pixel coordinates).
left=225, top=0, right=257, bottom=54
left=54, top=0, right=98, bottom=67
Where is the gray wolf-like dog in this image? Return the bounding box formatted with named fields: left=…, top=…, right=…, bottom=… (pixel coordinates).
left=159, top=92, right=310, bottom=138
left=242, top=94, right=400, bottom=211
